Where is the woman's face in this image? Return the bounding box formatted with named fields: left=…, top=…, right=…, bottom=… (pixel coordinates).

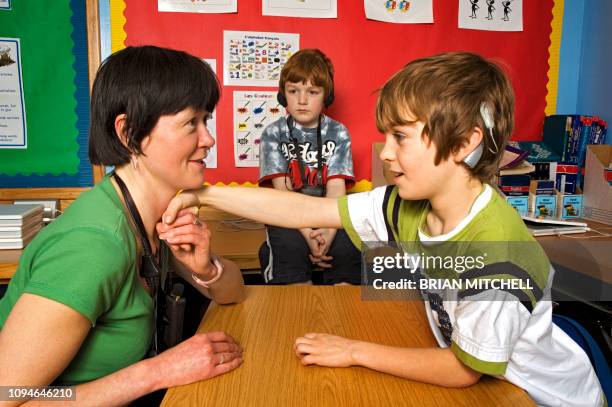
left=138, top=107, right=214, bottom=191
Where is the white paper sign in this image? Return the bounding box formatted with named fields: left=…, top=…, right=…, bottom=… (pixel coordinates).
left=458, top=0, right=523, bottom=31
left=233, top=91, right=283, bottom=167
left=263, top=0, right=337, bottom=18
left=364, top=0, right=433, bottom=24
left=224, top=31, right=299, bottom=87
left=158, top=0, right=237, bottom=14
left=0, top=0, right=11, bottom=11
left=0, top=38, right=27, bottom=148
left=203, top=59, right=218, bottom=169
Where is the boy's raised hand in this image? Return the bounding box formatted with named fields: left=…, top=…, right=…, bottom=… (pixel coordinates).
left=164, top=191, right=202, bottom=225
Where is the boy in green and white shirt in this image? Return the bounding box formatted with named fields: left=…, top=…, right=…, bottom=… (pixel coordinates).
left=162, top=52, right=604, bottom=406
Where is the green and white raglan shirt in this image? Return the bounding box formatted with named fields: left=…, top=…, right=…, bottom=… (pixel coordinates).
left=338, top=184, right=604, bottom=407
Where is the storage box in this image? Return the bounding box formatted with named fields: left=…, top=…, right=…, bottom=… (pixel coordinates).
left=529, top=193, right=557, bottom=217
left=505, top=195, right=529, bottom=216
left=556, top=188, right=583, bottom=219
left=583, top=145, right=612, bottom=225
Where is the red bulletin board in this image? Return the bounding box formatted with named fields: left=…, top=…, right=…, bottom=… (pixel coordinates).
left=122, top=0, right=553, bottom=185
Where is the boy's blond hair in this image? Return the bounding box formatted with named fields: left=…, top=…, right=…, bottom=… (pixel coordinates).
left=279, top=48, right=334, bottom=101
left=376, top=52, right=515, bottom=182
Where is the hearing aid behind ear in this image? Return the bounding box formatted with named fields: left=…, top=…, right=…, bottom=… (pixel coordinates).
left=463, top=102, right=498, bottom=168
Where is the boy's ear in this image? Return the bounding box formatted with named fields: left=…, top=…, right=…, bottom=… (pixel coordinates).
left=114, top=114, right=129, bottom=148
left=456, top=127, right=484, bottom=164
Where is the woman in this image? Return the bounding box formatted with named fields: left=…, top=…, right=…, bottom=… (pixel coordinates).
left=0, top=46, right=245, bottom=405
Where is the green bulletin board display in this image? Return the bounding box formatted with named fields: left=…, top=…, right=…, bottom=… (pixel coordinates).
left=0, top=0, right=92, bottom=187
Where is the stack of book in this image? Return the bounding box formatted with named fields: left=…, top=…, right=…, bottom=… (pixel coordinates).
left=0, top=204, right=44, bottom=249
left=543, top=115, right=609, bottom=168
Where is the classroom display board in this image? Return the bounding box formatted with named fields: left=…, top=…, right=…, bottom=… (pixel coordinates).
left=0, top=0, right=92, bottom=187
left=116, top=0, right=554, bottom=187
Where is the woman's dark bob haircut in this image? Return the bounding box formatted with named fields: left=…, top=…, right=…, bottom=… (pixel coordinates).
left=89, top=45, right=220, bottom=165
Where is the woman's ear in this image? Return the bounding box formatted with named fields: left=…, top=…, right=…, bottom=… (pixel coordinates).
left=114, top=114, right=129, bottom=148
left=456, top=127, right=484, bottom=164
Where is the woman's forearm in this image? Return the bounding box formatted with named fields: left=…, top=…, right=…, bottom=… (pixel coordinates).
left=14, top=358, right=159, bottom=407
left=206, top=257, right=246, bottom=304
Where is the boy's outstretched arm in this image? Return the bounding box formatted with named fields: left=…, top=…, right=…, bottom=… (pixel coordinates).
left=294, top=333, right=482, bottom=388
left=164, top=186, right=342, bottom=229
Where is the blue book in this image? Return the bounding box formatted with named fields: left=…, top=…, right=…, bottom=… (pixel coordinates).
left=577, top=116, right=593, bottom=167
left=569, top=115, right=584, bottom=164
left=543, top=115, right=573, bottom=162
left=516, top=141, right=561, bottom=163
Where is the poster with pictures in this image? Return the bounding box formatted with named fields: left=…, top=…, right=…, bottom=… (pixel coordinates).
left=224, top=31, right=299, bottom=87
left=233, top=91, right=283, bottom=167
left=458, top=0, right=522, bottom=31
left=262, top=0, right=337, bottom=18
left=203, top=59, right=218, bottom=168
left=158, top=0, right=237, bottom=13
left=364, top=0, right=433, bottom=24
left=0, top=38, right=27, bottom=148
left=0, top=0, right=11, bottom=11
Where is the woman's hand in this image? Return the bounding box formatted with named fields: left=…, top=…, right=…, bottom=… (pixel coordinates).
left=294, top=333, right=358, bottom=368
left=157, top=209, right=216, bottom=279
left=153, top=331, right=243, bottom=389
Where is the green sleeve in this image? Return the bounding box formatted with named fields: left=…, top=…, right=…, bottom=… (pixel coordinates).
left=25, top=228, right=132, bottom=324
left=337, top=196, right=362, bottom=251
left=450, top=342, right=508, bottom=376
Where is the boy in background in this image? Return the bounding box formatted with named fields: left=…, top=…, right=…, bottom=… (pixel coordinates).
left=162, top=52, right=604, bottom=406
left=257, top=49, right=360, bottom=285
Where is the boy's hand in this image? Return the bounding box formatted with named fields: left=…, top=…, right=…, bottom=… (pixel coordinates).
left=294, top=333, right=357, bottom=368
left=163, top=191, right=202, bottom=224
left=300, top=227, right=324, bottom=258
left=310, top=228, right=337, bottom=256
left=309, top=254, right=333, bottom=269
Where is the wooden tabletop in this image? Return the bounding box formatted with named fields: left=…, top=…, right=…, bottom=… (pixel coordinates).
left=162, top=286, right=533, bottom=407
left=0, top=250, right=21, bottom=284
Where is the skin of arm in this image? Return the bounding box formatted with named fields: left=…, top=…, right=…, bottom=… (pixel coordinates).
left=0, top=294, right=242, bottom=407
left=270, top=177, right=321, bottom=256
left=163, top=186, right=342, bottom=230
left=294, top=333, right=482, bottom=388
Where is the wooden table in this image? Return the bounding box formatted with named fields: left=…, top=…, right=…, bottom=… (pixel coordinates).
left=162, top=286, right=533, bottom=406
left=0, top=250, right=20, bottom=284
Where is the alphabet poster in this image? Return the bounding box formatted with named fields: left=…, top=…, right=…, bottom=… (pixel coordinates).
left=0, top=38, right=27, bottom=148
left=233, top=91, right=283, bottom=167
left=223, top=30, right=299, bottom=87
left=458, top=0, right=523, bottom=31
left=158, top=0, right=237, bottom=14
left=262, top=0, right=337, bottom=18
left=364, top=0, right=433, bottom=24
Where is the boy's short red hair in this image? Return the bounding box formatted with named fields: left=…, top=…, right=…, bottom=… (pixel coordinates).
left=376, top=52, right=515, bottom=182
left=279, top=49, right=334, bottom=100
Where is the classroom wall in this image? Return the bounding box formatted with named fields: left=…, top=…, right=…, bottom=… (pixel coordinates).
left=556, top=1, right=584, bottom=114
left=574, top=0, right=612, bottom=125
left=557, top=0, right=612, bottom=129
left=114, top=0, right=554, bottom=186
